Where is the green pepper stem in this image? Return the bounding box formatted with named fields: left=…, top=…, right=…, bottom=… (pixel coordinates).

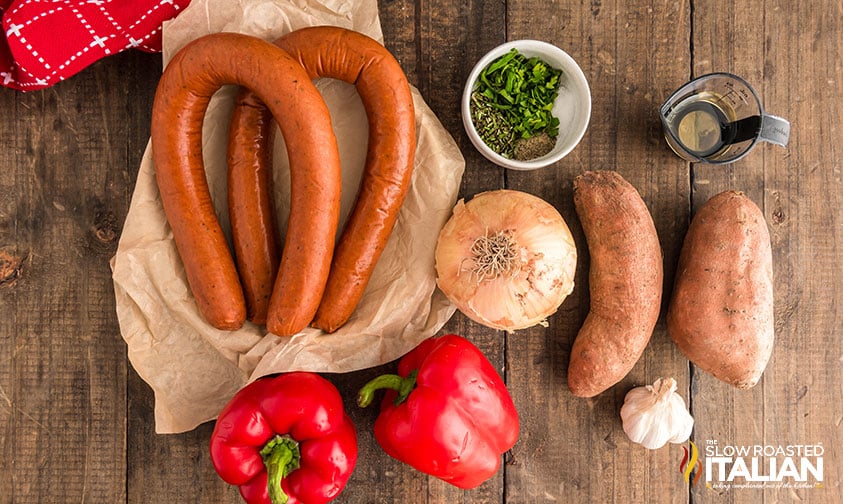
left=260, top=435, right=301, bottom=504
left=357, top=370, right=419, bottom=408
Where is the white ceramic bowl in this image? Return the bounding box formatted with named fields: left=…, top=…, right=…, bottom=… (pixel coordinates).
left=461, top=40, right=591, bottom=170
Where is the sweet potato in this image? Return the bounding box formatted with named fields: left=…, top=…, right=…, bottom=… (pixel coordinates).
left=567, top=171, right=664, bottom=398
left=667, top=190, right=774, bottom=389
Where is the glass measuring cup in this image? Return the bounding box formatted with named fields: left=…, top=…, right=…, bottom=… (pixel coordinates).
left=659, top=73, right=790, bottom=164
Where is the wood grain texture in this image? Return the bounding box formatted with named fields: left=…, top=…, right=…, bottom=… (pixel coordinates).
left=688, top=0, right=843, bottom=502
left=503, top=0, right=691, bottom=502
left=0, top=50, right=149, bottom=503
left=376, top=2, right=511, bottom=503
left=0, top=1, right=840, bottom=503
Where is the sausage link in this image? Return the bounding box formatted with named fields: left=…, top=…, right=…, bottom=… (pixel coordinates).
left=227, top=89, right=278, bottom=325
left=151, top=32, right=342, bottom=333
left=227, top=26, right=416, bottom=333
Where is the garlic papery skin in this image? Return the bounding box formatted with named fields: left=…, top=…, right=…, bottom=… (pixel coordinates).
left=620, top=377, right=694, bottom=450
left=434, top=190, right=577, bottom=331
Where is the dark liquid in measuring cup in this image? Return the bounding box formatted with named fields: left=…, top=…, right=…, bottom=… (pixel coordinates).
left=667, top=94, right=761, bottom=159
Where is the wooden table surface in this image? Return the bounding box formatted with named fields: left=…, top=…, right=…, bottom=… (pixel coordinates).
left=1, top=1, right=841, bottom=503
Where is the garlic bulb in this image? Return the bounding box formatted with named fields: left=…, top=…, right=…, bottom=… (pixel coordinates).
left=620, top=377, right=693, bottom=450
left=434, top=189, right=577, bottom=331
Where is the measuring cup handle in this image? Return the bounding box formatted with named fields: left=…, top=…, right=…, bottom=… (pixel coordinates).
left=759, top=114, right=790, bottom=147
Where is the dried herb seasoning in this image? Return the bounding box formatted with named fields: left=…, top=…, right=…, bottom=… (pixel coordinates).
left=470, top=91, right=518, bottom=158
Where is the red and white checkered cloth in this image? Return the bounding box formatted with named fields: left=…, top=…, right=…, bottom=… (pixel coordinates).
left=1, top=0, right=190, bottom=91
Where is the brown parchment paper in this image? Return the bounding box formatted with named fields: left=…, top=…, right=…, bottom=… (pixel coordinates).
left=110, top=0, right=464, bottom=434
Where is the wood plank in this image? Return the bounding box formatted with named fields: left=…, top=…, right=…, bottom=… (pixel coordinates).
left=416, top=0, right=511, bottom=501
left=503, top=0, right=692, bottom=502
left=127, top=369, right=241, bottom=503
left=121, top=50, right=246, bottom=503
left=338, top=1, right=511, bottom=503
left=689, top=1, right=842, bottom=502
left=0, top=50, right=151, bottom=502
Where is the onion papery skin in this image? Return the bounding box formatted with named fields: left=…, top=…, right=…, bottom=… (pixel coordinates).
left=434, top=189, right=577, bottom=331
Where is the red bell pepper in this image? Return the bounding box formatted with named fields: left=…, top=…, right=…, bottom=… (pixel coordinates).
left=357, top=334, right=519, bottom=489
left=210, top=372, right=357, bottom=504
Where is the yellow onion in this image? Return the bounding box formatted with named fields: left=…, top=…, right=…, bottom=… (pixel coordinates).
left=435, top=189, right=577, bottom=331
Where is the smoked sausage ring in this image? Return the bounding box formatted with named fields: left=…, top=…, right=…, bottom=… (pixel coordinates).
left=151, top=32, right=342, bottom=333
left=228, top=26, right=416, bottom=333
